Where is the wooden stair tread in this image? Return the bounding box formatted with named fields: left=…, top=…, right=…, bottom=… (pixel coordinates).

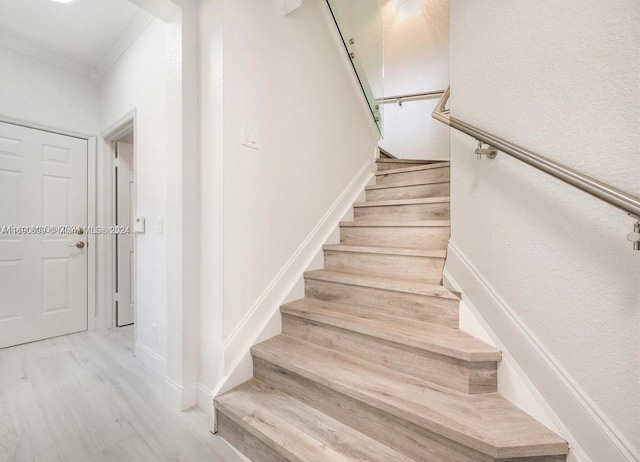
left=252, top=335, right=569, bottom=459
left=378, top=147, right=397, bottom=159
left=375, top=162, right=450, bottom=176
left=353, top=197, right=450, bottom=208
left=340, top=220, right=450, bottom=227
left=366, top=179, right=450, bottom=190
left=376, top=158, right=433, bottom=164
left=281, top=298, right=501, bottom=362
left=323, top=244, right=446, bottom=258
left=304, top=269, right=460, bottom=301
left=215, top=379, right=414, bottom=462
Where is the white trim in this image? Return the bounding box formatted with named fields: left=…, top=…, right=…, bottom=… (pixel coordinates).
left=214, top=157, right=375, bottom=424
left=87, top=137, right=98, bottom=331
left=95, top=12, right=155, bottom=78
left=101, top=112, right=136, bottom=141
left=0, top=11, right=154, bottom=82
left=444, top=241, right=638, bottom=462
left=100, top=111, right=137, bottom=332
left=0, top=34, right=91, bottom=77
left=0, top=114, right=94, bottom=140
left=135, top=341, right=168, bottom=378
left=164, top=377, right=199, bottom=412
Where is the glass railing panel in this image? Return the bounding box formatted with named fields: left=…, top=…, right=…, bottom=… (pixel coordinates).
left=326, top=0, right=384, bottom=133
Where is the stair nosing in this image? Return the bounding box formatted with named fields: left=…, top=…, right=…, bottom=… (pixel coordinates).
left=304, top=269, right=460, bottom=301
left=375, top=162, right=450, bottom=176
left=375, top=158, right=434, bottom=164
left=281, top=298, right=501, bottom=362
left=339, top=220, right=451, bottom=228
left=353, top=197, right=450, bottom=208
left=366, top=180, right=450, bottom=191
left=322, top=244, right=447, bottom=258
left=251, top=335, right=569, bottom=459
left=215, top=379, right=415, bottom=462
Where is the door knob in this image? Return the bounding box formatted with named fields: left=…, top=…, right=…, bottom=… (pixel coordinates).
left=70, top=242, right=85, bottom=249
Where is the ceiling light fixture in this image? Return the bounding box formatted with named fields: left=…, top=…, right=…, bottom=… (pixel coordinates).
left=51, top=0, right=75, bottom=3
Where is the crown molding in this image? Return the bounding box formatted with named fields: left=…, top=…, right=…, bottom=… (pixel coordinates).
left=0, top=34, right=91, bottom=77
left=95, top=11, right=154, bottom=78
left=0, top=10, right=153, bottom=82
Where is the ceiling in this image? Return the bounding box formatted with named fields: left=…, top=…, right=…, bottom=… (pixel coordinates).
left=0, top=0, right=152, bottom=76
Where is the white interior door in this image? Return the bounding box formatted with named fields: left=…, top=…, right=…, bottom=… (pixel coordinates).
left=116, top=142, right=135, bottom=326
left=0, top=121, right=88, bottom=349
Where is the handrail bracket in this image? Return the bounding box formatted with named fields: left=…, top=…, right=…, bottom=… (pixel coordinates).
left=475, top=141, right=498, bottom=160
left=432, top=85, right=640, bottom=252
left=628, top=215, right=640, bottom=251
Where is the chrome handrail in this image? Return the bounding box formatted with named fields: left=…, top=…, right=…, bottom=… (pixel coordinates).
left=433, top=86, right=640, bottom=250
left=377, top=90, right=445, bottom=106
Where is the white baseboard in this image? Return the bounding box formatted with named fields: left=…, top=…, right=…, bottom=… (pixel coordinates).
left=444, top=241, right=638, bottom=462
left=215, top=157, right=374, bottom=421
left=164, top=377, right=199, bottom=412
left=134, top=341, right=167, bottom=378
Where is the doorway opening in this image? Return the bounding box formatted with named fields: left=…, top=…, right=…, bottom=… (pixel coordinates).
left=107, top=122, right=136, bottom=329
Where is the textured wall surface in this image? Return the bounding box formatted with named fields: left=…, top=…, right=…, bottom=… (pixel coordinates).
left=222, top=0, right=378, bottom=341
left=378, top=0, right=450, bottom=160
left=100, top=19, right=171, bottom=362
left=449, top=0, right=640, bottom=458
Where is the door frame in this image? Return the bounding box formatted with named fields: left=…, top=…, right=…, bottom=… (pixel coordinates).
left=100, top=111, right=137, bottom=332
left=0, top=114, right=98, bottom=333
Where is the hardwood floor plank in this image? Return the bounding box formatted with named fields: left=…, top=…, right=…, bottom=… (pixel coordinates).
left=82, top=434, right=162, bottom=462
left=0, top=328, right=242, bottom=462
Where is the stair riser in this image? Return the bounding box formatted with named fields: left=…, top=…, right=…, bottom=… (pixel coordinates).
left=355, top=202, right=450, bottom=222
left=304, top=278, right=459, bottom=328
left=216, top=412, right=288, bottom=462
left=340, top=225, right=450, bottom=249
left=282, top=314, right=498, bottom=394
left=376, top=162, right=431, bottom=171
left=323, top=250, right=445, bottom=283
left=254, top=357, right=497, bottom=462
left=367, top=182, right=450, bottom=201
left=377, top=166, right=449, bottom=186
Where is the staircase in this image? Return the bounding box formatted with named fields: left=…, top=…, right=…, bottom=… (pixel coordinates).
left=215, top=157, right=569, bottom=462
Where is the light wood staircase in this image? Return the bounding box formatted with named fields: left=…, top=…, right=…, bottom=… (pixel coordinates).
left=215, top=157, right=569, bottom=462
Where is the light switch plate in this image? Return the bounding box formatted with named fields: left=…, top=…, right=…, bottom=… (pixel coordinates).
left=241, top=124, right=258, bottom=150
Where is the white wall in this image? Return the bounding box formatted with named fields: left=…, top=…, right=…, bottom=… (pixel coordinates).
left=378, top=0, right=449, bottom=160
left=0, top=46, right=99, bottom=135
left=449, top=1, right=640, bottom=460
left=198, top=0, right=224, bottom=405
left=221, top=0, right=378, bottom=347
left=100, top=19, right=171, bottom=365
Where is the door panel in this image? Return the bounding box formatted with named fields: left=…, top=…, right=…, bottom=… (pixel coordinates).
left=0, top=121, right=88, bottom=349
left=116, top=142, right=135, bottom=327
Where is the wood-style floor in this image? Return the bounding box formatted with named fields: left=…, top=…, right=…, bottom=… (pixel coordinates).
left=0, top=327, right=241, bottom=462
